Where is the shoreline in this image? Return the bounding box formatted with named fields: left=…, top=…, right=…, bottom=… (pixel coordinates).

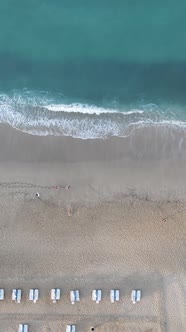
left=0, top=124, right=186, bottom=203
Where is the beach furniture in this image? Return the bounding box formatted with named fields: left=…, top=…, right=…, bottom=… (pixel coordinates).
left=29, top=289, right=39, bottom=303
left=131, top=289, right=141, bottom=304
left=92, top=289, right=102, bottom=303
left=0, top=289, right=4, bottom=300
left=12, top=289, right=22, bottom=303
left=51, top=288, right=61, bottom=303
left=110, top=289, right=119, bottom=303
left=136, top=290, right=141, bottom=302
left=66, top=325, right=76, bottom=332
left=19, top=324, right=28, bottom=332
left=70, top=290, right=80, bottom=304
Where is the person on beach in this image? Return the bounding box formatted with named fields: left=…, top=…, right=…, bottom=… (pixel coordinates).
left=36, top=192, right=40, bottom=198
left=50, top=185, right=70, bottom=190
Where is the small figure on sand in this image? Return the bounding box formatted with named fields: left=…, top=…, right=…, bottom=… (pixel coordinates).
left=67, top=205, right=73, bottom=217
left=36, top=192, right=40, bottom=199
left=50, top=185, right=71, bottom=190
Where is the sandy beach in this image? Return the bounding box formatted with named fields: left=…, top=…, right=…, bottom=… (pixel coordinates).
left=0, top=124, right=185, bottom=332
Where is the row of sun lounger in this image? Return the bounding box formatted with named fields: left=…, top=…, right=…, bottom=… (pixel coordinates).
left=7, top=289, right=141, bottom=332
left=11, top=289, right=39, bottom=303
left=0, top=288, right=141, bottom=304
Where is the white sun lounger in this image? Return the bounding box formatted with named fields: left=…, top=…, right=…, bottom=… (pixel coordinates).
left=66, top=325, right=76, bottom=332
left=51, top=288, right=61, bottom=303
left=19, top=324, right=28, bottom=332
left=29, top=289, right=39, bottom=303
left=131, top=289, right=141, bottom=304
left=12, top=289, right=22, bottom=303
left=136, top=290, right=141, bottom=302
left=110, top=289, right=119, bottom=303
left=70, top=290, right=80, bottom=304
left=0, top=289, right=4, bottom=300
left=92, top=289, right=102, bottom=303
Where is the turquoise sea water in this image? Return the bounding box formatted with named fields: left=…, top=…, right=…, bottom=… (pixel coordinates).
left=0, top=1, right=186, bottom=138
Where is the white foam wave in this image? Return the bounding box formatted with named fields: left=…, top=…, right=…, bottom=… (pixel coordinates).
left=1, top=106, right=186, bottom=140
left=0, top=91, right=146, bottom=115
left=45, top=103, right=145, bottom=115
left=0, top=91, right=186, bottom=139
left=0, top=91, right=52, bottom=108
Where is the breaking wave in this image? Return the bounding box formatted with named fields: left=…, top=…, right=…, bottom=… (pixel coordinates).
left=0, top=90, right=186, bottom=139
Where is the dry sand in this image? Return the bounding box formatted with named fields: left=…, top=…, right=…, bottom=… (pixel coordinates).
left=0, top=124, right=185, bottom=332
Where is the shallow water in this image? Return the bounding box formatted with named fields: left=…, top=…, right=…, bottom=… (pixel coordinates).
left=0, top=1, right=186, bottom=138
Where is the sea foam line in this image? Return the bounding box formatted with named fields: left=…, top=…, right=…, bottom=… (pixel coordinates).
left=45, top=103, right=144, bottom=115
left=0, top=106, right=186, bottom=140
left=0, top=91, right=146, bottom=115
left=0, top=91, right=186, bottom=139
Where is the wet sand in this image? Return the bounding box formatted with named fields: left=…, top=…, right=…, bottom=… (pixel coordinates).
left=0, top=124, right=185, bottom=332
